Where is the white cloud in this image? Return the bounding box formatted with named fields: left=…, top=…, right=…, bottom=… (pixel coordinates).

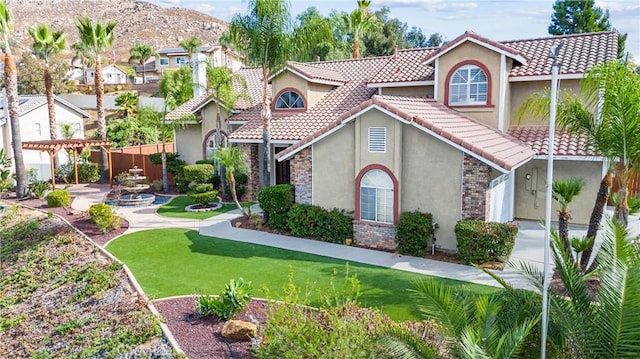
left=160, top=0, right=181, bottom=4
left=194, top=3, right=216, bottom=14
left=374, top=0, right=478, bottom=12
left=595, top=0, right=640, bottom=13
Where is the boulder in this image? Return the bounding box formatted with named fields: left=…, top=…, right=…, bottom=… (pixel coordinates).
left=221, top=320, right=257, bottom=342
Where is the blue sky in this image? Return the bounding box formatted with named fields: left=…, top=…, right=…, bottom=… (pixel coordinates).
left=152, top=0, right=639, bottom=60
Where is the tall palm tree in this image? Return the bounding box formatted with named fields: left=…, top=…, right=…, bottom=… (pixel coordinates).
left=552, top=177, right=584, bottom=254
left=71, top=41, right=95, bottom=85
left=342, top=0, right=378, bottom=59
left=0, top=0, right=27, bottom=197
left=75, top=16, right=116, bottom=183
left=128, top=43, right=155, bottom=84
left=229, top=0, right=331, bottom=189
left=179, top=36, right=202, bottom=66
left=28, top=24, right=66, bottom=167
left=214, top=146, right=248, bottom=216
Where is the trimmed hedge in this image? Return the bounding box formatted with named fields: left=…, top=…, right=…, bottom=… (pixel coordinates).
left=46, top=189, right=71, bottom=208
left=287, top=204, right=353, bottom=244
left=257, top=184, right=294, bottom=231
left=395, top=211, right=435, bottom=257
left=455, top=220, right=518, bottom=264
left=183, top=164, right=215, bottom=184
left=188, top=190, right=219, bottom=206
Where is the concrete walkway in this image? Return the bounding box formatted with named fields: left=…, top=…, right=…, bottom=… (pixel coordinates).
left=69, top=183, right=600, bottom=290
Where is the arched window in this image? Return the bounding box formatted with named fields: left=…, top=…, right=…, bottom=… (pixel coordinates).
left=448, top=64, right=488, bottom=106
left=359, top=169, right=394, bottom=223
left=204, top=130, right=228, bottom=161
left=275, top=90, right=304, bottom=109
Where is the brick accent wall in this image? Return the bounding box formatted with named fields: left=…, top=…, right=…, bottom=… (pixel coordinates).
left=353, top=221, right=397, bottom=251
left=461, top=154, right=491, bottom=220
left=239, top=143, right=259, bottom=201
left=291, top=147, right=312, bottom=204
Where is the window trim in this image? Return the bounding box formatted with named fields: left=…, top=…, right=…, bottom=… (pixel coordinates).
left=444, top=60, right=492, bottom=108
left=272, top=87, right=306, bottom=112
left=355, top=164, right=399, bottom=225
left=368, top=127, right=386, bottom=153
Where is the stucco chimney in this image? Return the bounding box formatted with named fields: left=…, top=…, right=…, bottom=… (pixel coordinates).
left=393, top=44, right=398, bottom=58
left=316, top=55, right=320, bottom=62
left=192, top=52, right=207, bottom=97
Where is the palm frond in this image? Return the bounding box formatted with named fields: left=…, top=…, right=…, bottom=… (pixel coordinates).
left=376, top=326, right=437, bottom=359
left=411, top=280, right=469, bottom=337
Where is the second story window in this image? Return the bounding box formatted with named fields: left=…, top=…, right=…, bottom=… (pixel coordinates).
left=176, top=56, right=187, bottom=66
left=159, top=58, right=169, bottom=66
left=275, top=90, right=304, bottom=110
left=449, top=64, right=488, bottom=106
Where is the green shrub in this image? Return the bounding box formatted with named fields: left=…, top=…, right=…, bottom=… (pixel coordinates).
left=395, top=211, right=435, bottom=257
left=88, top=203, right=120, bottom=233
left=187, top=190, right=218, bottom=206
left=287, top=204, right=353, bottom=244
left=258, top=184, right=295, bottom=215
left=189, top=183, right=213, bottom=193
left=182, top=164, right=214, bottom=184
left=46, top=189, right=71, bottom=208
left=195, top=159, right=215, bottom=166
left=455, top=220, right=518, bottom=264
left=268, top=212, right=290, bottom=232
left=224, top=171, right=247, bottom=199
left=196, top=278, right=252, bottom=320
left=149, top=152, right=186, bottom=175
left=76, top=162, right=100, bottom=183
left=28, top=180, right=51, bottom=199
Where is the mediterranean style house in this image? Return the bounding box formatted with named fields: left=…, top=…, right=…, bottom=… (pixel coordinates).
left=168, top=30, right=618, bottom=251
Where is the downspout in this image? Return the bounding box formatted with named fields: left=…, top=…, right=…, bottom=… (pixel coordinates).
left=433, top=58, right=439, bottom=100
left=498, top=54, right=506, bottom=133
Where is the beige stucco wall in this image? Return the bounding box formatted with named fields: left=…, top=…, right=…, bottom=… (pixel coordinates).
left=402, top=128, right=463, bottom=250
left=358, top=111, right=398, bottom=172
left=313, top=124, right=356, bottom=210
left=272, top=71, right=335, bottom=110
left=436, top=41, right=502, bottom=129
left=175, top=125, right=202, bottom=164
left=381, top=86, right=434, bottom=97
left=508, top=79, right=582, bottom=127
left=307, top=82, right=334, bottom=108
left=513, top=159, right=603, bottom=224
left=199, top=101, right=231, bottom=139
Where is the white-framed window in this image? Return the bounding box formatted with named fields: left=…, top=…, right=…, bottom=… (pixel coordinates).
left=35, top=123, right=41, bottom=136
left=449, top=64, right=488, bottom=105
left=360, top=169, right=393, bottom=223
left=275, top=90, right=304, bottom=109
left=176, top=56, right=187, bottom=66
left=204, top=131, right=228, bottom=172
left=74, top=123, right=82, bottom=134
left=159, top=58, right=169, bottom=66
left=368, top=127, right=386, bottom=153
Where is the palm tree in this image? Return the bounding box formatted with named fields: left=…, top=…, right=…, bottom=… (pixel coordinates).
left=179, top=36, right=202, bottom=66
left=75, top=16, right=116, bottom=183
left=28, top=24, right=65, bottom=167
left=552, top=177, right=585, bottom=254
left=128, top=43, right=155, bottom=84
left=0, top=0, right=27, bottom=197
left=342, top=0, right=378, bottom=59
left=214, top=146, right=248, bottom=216
left=229, top=0, right=331, bottom=189
left=71, top=41, right=95, bottom=85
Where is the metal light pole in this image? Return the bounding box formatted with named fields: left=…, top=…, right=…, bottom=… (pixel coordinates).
left=541, top=41, right=563, bottom=359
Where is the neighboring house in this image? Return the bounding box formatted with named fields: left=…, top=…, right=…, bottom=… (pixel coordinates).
left=133, top=59, right=160, bottom=84
left=168, top=30, right=618, bottom=251
left=0, top=95, right=89, bottom=181
left=85, top=64, right=129, bottom=85
left=155, top=45, right=244, bottom=74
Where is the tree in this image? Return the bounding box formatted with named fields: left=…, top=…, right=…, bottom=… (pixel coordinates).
left=548, top=0, right=611, bottom=35
left=178, top=36, right=202, bottom=65
left=76, top=16, right=116, bottom=183
left=128, top=43, right=155, bottom=84
left=214, top=146, right=248, bottom=216
left=28, top=24, right=66, bottom=157
left=16, top=52, right=73, bottom=95
left=0, top=0, right=27, bottom=197
left=342, top=0, right=378, bottom=59
left=158, top=67, right=193, bottom=108
left=114, top=92, right=138, bottom=118
left=229, top=0, right=331, bottom=189
left=552, top=177, right=584, bottom=254
left=361, top=7, right=409, bottom=57
left=405, top=28, right=445, bottom=48
left=71, top=41, right=94, bottom=85
left=294, top=7, right=336, bottom=62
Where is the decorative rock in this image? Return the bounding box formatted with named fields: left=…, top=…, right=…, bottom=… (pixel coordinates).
left=221, top=320, right=257, bottom=342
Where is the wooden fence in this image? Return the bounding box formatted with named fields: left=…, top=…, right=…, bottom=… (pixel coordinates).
left=91, top=143, right=174, bottom=184
left=610, top=170, right=640, bottom=202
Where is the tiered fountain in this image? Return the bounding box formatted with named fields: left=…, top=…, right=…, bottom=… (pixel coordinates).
left=118, top=166, right=155, bottom=206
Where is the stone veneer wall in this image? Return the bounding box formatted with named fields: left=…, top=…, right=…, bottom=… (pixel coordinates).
left=238, top=143, right=259, bottom=201
left=353, top=221, right=396, bottom=251
left=461, top=154, right=491, bottom=220
left=291, top=147, right=312, bottom=204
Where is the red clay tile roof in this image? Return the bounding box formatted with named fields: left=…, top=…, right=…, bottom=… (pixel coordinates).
left=278, top=95, right=535, bottom=171
left=229, top=57, right=389, bottom=141
left=284, top=61, right=347, bottom=84
left=508, top=126, right=598, bottom=156
left=423, top=30, right=529, bottom=65
left=503, top=31, right=618, bottom=77
left=368, top=48, right=437, bottom=84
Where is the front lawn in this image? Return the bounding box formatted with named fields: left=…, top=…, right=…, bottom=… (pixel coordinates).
left=156, top=195, right=246, bottom=220
left=106, top=228, right=499, bottom=321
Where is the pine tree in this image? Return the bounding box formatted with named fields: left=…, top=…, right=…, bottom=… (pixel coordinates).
left=548, top=0, right=611, bottom=35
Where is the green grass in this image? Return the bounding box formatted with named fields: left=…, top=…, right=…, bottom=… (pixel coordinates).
left=156, top=196, right=246, bottom=220
left=106, top=228, right=499, bottom=321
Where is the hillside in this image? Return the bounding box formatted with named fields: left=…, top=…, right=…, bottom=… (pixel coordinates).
left=7, top=0, right=228, bottom=61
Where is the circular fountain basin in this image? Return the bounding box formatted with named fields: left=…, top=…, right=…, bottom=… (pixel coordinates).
left=118, top=193, right=156, bottom=206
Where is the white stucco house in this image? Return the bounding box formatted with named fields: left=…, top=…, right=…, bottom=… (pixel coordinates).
left=85, top=64, right=129, bottom=85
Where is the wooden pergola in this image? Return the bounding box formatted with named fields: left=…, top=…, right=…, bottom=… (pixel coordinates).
left=22, top=139, right=113, bottom=190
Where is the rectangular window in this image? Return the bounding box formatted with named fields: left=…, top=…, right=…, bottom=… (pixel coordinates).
left=360, top=187, right=377, bottom=221
left=74, top=123, right=81, bottom=134
left=176, top=56, right=187, bottom=66
left=368, top=127, right=386, bottom=153
left=159, top=58, right=169, bottom=66
left=35, top=123, right=41, bottom=136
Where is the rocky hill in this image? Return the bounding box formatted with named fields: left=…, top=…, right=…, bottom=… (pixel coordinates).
left=7, top=0, right=228, bottom=62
